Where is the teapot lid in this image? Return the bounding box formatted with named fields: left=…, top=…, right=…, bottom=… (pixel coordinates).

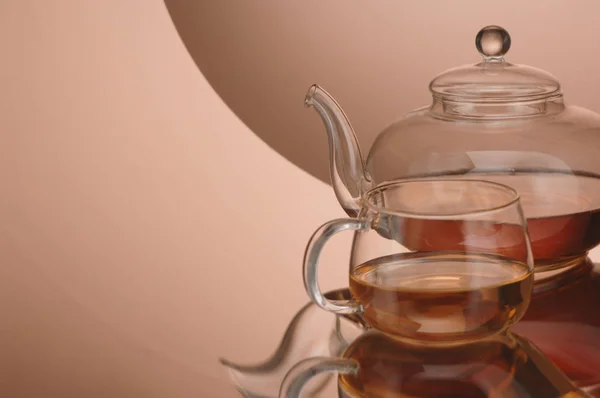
left=429, top=26, right=561, bottom=103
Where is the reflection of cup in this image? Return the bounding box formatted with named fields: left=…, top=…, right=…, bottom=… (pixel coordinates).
left=279, top=331, right=588, bottom=398
left=303, top=179, right=534, bottom=345
left=220, top=289, right=367, bottom=398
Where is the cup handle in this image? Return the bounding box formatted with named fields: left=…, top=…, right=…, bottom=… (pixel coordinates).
left=278, top=356, right=359, bottom=398
left=303, top=218, right=370, bottom=315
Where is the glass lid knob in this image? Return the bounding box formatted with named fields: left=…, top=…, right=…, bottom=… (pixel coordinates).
left=476, top=25, right=511, bottom=60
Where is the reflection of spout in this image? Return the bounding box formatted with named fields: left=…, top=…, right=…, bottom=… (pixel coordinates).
left=305, top=84, right=371, bottom=217
left=220, top=289, right=365, bottom=398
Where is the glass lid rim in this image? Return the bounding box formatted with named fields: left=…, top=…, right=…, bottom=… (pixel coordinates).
left=429, top=91, right=563, bottom=104
left=426, top=25, right=562, bottom=103
left=429, top=80, right=563, bottom=103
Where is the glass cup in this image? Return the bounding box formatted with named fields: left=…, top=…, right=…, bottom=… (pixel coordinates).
left=304, top=179, right=535, bottom=346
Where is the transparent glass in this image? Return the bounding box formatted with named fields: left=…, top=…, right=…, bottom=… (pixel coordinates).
left=304, top=25, right=600, bottom=386
left=304, top=25, right=600, bottom=273
left=304, top=179, right=534, bottom=346
left=279, top=331, right=591, bottom=398
left=219, top=289, right=365, bottom=398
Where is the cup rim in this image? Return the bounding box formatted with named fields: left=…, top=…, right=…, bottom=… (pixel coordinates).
left=362, top=178, right=521, bottom=219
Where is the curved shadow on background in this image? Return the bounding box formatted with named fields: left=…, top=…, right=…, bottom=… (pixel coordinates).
left=162, top=1, right=600, bottom=193
left=162, top=1, right=446, bottom=186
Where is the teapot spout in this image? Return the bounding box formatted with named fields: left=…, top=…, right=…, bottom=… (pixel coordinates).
left=305, top=84, right=371, bottom=216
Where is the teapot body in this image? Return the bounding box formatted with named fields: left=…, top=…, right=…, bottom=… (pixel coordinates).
left=366, top=103, right=600, bottom=271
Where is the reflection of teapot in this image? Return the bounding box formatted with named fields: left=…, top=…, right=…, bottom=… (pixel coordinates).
left=280, top=331, right=590, bottom=398
left=305, top=25, right=600, bottom=271
left=220, top=289, right=366, bottom=398
left=305, top=25, right=600, bottom=390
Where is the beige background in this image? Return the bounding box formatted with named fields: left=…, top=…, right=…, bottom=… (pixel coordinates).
left=166, top=0, right=600, bottom=184
left=2, top=1, right=600, bottom=397
left=1, top=1, right=349, bottom=397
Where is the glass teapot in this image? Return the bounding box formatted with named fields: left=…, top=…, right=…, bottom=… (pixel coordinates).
left=305, top=25, right=600, bottom=391
left=305, top=25, right=600, bottom=272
